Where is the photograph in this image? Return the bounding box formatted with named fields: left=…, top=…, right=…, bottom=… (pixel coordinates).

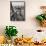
left=10, top=1, right=25, bottom=21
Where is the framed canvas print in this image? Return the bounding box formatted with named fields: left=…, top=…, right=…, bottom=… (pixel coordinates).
left=10, top=1, right=25, bottom=21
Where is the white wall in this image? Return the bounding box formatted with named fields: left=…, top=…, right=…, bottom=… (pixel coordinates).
left=0, top=0, right=46, bottom=38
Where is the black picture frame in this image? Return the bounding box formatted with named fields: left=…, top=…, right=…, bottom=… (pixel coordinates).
left=10, top=1, right=25, bottom=21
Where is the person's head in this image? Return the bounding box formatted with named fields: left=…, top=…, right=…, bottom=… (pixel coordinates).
left=40, top=6, right=46, bottom=14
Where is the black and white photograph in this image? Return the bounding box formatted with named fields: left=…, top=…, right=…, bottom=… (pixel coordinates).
left=10, top=1, right=25, bottom=21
